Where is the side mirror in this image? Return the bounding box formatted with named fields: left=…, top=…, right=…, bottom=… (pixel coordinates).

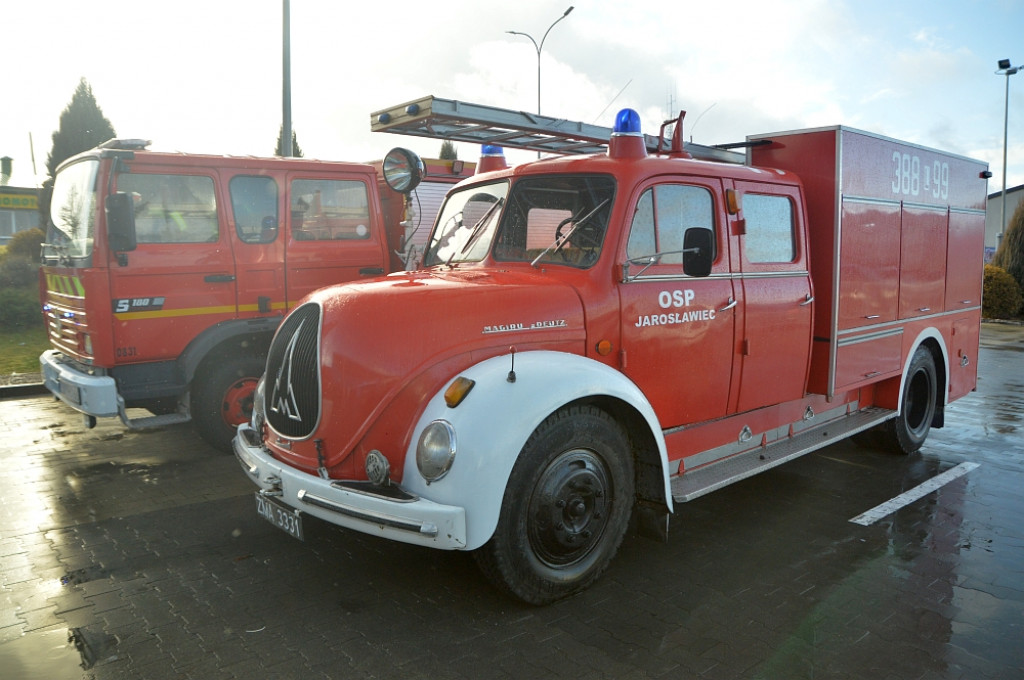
left=106, top=192, right=137, bottom=252
left=682, top=227, right=713, bottom=277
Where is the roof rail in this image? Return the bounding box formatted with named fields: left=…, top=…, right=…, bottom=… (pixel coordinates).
left=371, top=96, right=745, bottom=165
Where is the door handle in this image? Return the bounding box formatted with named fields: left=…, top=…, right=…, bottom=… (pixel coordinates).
left=719, top=298, right=737, bottom=312
left=204, top=274, right=236, bottom=283
left=359, top=267, right=385, bottom=276
left=799, top=294, right=814, bottom=306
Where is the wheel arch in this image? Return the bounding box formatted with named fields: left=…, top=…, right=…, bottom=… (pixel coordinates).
left=877, top=329, right=949, bottom=428
left=178, top=317, right=279, bottom=388
left=400, top=350, right=672, bottom=550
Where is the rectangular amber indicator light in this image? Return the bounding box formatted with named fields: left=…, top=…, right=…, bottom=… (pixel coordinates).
left=444, top=377, right=475, bottom=408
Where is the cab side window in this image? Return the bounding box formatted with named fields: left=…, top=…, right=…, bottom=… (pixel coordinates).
left=627, top=184, right=715, bottom=265
left=230, top=176, right=279, bottom=244
left=119, top=174, right=218, bottom=244
left=291, top=179, right=371, bottom=241
left=743, top=194, right=795, bottom=263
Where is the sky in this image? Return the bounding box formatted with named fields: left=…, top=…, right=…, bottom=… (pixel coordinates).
left=2, top=0, right=1022, bottom=196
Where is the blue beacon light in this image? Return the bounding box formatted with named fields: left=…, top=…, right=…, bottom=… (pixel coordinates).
left=477, top=144, right=509, bottom=173
left=609, top=108, right=646, bottom=158
left=613, top=108, right=642, bottom=135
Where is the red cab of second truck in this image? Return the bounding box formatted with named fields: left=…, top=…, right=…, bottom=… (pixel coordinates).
left=39, top=140, right=471, bottom=451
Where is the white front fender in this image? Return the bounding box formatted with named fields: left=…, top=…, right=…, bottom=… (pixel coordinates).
left=401, top=351, right=670, bottom=550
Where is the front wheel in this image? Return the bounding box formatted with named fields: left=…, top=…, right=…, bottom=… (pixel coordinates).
left=884, top=346, right=938, bottom=454
left=474, top=405, right=634, bottom=605
left=192, top=354, right=265, bottom=452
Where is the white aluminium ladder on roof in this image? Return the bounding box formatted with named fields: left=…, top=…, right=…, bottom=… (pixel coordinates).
left=370, top=96, right=745, bottom=164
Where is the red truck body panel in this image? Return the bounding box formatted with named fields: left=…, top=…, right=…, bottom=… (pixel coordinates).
left=749, top=127, right=987, bottom=400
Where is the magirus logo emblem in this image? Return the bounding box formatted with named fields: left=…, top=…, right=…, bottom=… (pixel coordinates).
left=270, top=319, right=304, bottom=422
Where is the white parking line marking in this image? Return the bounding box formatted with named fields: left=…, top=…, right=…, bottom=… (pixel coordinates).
left=849, top=462, right=980, bottom=526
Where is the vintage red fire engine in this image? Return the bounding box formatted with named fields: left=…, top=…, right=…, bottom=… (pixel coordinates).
left=39, top=140, right=469, bottom=450
left=235, top=97, right=989, bottom=604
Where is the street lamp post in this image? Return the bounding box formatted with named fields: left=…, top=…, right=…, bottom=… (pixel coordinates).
left=997, top=58, right=1019, bottom=245
left=507, top=6, right=574, bottom=116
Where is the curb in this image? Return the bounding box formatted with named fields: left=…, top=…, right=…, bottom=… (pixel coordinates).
left=0, top=382, right=49, bottom=400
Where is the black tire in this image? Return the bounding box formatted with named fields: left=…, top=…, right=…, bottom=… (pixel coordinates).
left=883, top=346, right=938, bottom=455
left=474, top=405, right=634, bottom=605
left=192, top=354, right=265, bottom=452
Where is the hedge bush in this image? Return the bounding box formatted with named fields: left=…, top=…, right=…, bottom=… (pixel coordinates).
left=982, top=264, right=1023, bottom=319
left=0, top=256, right=39, bottom=288
left=0, top=287, right=43, bottom=330
left=4, top=227, right=45, bottom=262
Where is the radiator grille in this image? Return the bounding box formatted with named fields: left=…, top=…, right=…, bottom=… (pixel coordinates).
left=266, top=303, right=322, bottom=438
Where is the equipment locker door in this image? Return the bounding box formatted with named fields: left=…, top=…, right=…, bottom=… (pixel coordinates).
left=618, top=179, right=737, bottom=428
left=732, top=181, right=812, bottom=413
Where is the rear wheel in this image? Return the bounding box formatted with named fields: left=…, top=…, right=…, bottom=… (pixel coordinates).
left=474, top=405, right=634, bottom=605
left=192, top=354, right=265, bottom=452
left=883, top=346, right=938, bottom=454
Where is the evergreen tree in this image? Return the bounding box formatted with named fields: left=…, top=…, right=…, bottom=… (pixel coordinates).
left=45, top=78, right=116, bottom=178
left=439, top=140, right=458, bottom=160
left=991, top=199, right=1024, bottom=303
left=275, top=125, right=304, bottom=157
left=39, top=78, right=116, bottom=225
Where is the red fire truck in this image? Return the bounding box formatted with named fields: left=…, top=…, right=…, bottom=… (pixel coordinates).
left=234, top=97, right=989, bottom=604
left=39, top=139, right=472, bottom=451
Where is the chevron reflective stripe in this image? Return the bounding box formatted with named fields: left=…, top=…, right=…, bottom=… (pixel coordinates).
left=46, top=274, right=86, bottom=298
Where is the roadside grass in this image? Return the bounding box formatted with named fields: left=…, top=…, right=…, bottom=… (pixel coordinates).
left=0, top=325, right=49, bottom=376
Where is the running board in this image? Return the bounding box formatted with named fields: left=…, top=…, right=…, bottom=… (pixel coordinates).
left=670, top=407, right=896, bottom=503
left=123, top=412, right=191, bottom=429
left=117, top=398, right=191, bottom=430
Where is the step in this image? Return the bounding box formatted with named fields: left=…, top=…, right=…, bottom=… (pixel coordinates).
left=670, top=407, right=896, bottom=503
left=124, top=412, right=191, bottom=429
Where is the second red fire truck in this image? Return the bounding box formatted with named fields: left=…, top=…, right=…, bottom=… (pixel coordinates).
left=39, top=140, right=471, bottom=451
left=235, top=97, right=988, bottom=604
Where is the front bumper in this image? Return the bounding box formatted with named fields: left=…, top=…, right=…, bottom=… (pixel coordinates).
left=40, top=349, right=120, bottom=417
left=233, top=424, right=468, bottom=550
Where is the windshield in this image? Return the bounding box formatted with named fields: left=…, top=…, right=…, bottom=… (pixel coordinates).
left=495, top=175, right=615, bottom=268
left=424, top=181, right=509, bottom=266
left=423, top=174, right=616, bottom=269
left=47, top=159, right=99, bottom=260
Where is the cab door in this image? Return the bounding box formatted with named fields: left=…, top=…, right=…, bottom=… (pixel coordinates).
left=109, top=170, right=237, bottom=364
left=732, top=181, right=813, bottom=413
left=285, top=172, right=389, bottom=305
left=618, top=179, right=737, bottom=428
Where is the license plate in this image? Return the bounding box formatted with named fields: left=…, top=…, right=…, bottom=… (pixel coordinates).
left=60, top=379, right=82, bottom=405
left=255, top=493, right=304, bottom=540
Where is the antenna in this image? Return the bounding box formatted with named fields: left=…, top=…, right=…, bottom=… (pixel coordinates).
left=29, top=132, right=38, bottom=183
left=507, top=346, right=517, bottom=383
left=592, top=79, right=632, bottom=123
left=689, top=103, right=716, bottom=142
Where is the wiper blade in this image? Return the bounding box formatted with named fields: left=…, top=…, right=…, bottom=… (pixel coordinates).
left=531, top=198, right=610, bottom=268
left=447, top=197, right=504, bottom=267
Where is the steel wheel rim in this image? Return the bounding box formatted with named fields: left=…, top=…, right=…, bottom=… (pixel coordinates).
left=527, top=449, right=613, bottom=568
left=221, top=377, right=257, bottom=426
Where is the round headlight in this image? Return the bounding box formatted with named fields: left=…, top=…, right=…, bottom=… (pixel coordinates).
left=416, top=420, right=456, bottom=483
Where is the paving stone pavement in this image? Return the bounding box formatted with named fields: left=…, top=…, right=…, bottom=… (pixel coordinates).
left=0, top=324, right=1021, bottom=679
